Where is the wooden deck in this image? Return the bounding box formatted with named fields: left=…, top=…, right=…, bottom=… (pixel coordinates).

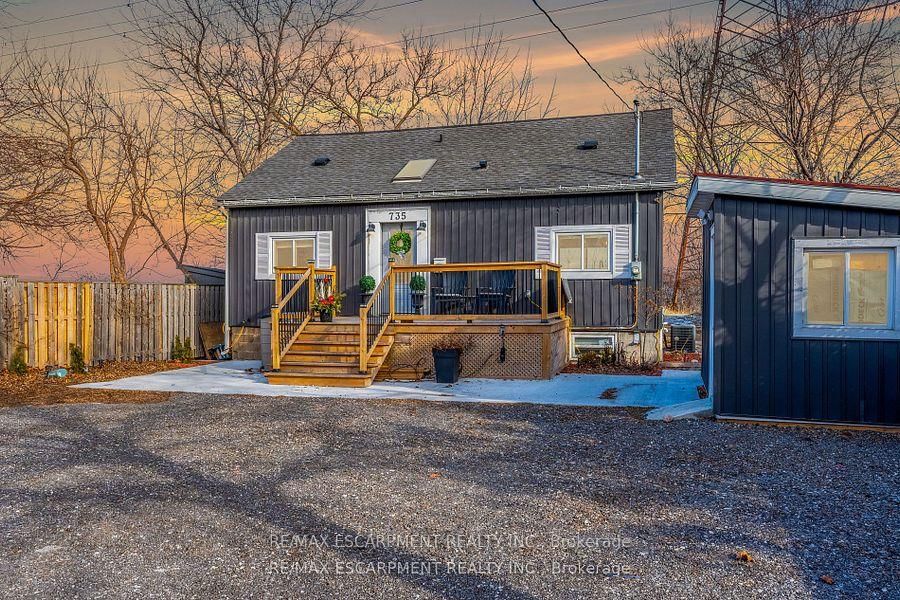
left=267, top=261, right=569, bottom=387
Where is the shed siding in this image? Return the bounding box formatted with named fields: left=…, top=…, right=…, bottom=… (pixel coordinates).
left=227, top=192, right=662, bottom=331
left=708, top=194, right=900, bottom=425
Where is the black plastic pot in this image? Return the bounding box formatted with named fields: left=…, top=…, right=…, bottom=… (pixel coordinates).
left=411, top=291, right=425, bottom=314
left=432, top=348, right=460, bottom=384
left=319, top=310, right=334, bottom=322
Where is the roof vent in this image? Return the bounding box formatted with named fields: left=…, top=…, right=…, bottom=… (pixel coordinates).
left=393, top=158, right=436, bottom=183
left=312, top=156, right=330, bottom=166
left=476, top=160, right=488, bottom=169
left=580, top=139, right=598, bottom=150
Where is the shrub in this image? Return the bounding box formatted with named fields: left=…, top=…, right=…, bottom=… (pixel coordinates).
left=8, top=345, right=26, bottom=375
left=359, top=275, right=376, bottom=294
left=409, top=274, right=427, bottom=293
left=576, top=348, right=617, bottom=368
left=170, top=335, right=194, bottom=362
left=171, top=335, right=183, bottom=361
left=69, top=344, right=87, bottom=374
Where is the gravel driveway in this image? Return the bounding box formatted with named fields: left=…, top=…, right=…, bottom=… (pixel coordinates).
left=1, top=394, right=897, bottom=599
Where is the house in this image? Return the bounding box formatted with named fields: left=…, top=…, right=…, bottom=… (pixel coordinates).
left=688, top=174, right=900, bottom=427
left=181, top=265, right=226, bottom=286
left=219, top=109, right=677, bottom=386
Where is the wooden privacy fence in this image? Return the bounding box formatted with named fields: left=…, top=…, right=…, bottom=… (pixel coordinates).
left=0, top=278, right=224, bottom=368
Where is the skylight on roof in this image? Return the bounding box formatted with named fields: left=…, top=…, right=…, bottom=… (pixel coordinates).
left=393, top=159, right=436, bottom=183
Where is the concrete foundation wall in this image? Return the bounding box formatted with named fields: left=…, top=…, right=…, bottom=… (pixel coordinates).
left=230, top=326, right=261, bottom=361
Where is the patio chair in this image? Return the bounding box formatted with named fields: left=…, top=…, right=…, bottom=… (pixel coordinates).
left=476, top=270, right=516, bottom=314
left=431, top=271, right=470, bottom=315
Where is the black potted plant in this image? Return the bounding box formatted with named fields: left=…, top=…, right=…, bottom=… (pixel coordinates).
left=359, top=275, right=376, bottom=304
left=312, top=291, right=345, bottom=322
left=432, top=338, right=466, bottom=384
left=409, top=274, right=426, bottom=314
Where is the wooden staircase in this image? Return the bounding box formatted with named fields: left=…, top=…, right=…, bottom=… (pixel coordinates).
left=265, top=321, right=394, bottom=387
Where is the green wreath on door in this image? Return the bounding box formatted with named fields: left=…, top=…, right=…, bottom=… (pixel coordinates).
left=389, top=230, right=412, bottom=256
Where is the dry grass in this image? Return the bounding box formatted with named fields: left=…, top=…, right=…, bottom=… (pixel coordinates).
left=0, top=361, right=192, bottom=408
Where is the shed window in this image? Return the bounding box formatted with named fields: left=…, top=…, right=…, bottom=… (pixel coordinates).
left=793, top=238, right=900, bottom=340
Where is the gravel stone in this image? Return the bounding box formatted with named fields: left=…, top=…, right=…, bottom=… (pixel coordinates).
left=0, top=394, right=897, bottom=599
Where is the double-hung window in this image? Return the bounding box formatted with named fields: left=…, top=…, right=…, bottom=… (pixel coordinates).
left=793, top=238, right=900, bottom=340
left=556, top=231, right=611, bottom=272
left=255, top=230, right=332, bottom=280
left=535, top=224, right=630, bottom=279
left=272, top=237, right=316, bottom=272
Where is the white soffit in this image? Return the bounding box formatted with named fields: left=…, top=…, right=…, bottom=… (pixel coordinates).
left=686, top=176, right=900, bottom=218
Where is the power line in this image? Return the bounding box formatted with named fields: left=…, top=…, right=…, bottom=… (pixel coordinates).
left=0, top=0, right=427, bottom=58
left=530, top=0, right=630, bottom=109
left=0, top=0, right=151, bottom=31
left=2, top=0, right=613, bottom=61
left=36, top=0, right=716, bottom=100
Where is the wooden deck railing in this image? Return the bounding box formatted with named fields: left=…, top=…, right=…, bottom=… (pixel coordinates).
left=271, top=262, right=337, bottom=370
left=357, top=260, right=564, bottom=371
left=390, top=261, right=565, bottom=321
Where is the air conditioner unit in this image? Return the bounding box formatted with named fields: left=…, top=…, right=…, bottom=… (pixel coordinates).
left=669, top=324, right=696, bottom=353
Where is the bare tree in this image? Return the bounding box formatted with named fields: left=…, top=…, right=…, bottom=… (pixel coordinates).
left=115, top=102, right=224, bottom=273
left=623, top=16, right=751, bottom=309
left=726, top=0, right=900, bottom=184
left=4, top=53, right=146, bottom=282
left=624, top=1, right=900, bottom=309
left=0, top=56, right=73, bottom=261
left=436, top=26, right=556, bottom=126
left=315, top=30, right=453, bottom=131
left=131, top=0, right=362, bottom=180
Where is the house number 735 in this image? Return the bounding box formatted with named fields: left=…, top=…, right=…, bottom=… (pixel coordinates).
left=388, top=211, right=407, bottom=221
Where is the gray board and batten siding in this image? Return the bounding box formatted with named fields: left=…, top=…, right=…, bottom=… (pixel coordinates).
left=704, top=193, right=900, bottom=426
left=226, top=190, right=664, bottom=331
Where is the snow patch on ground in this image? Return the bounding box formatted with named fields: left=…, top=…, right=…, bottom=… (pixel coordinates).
left=74, top=360, right=703, bottom=409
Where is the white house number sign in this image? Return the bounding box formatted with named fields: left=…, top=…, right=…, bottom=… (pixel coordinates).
left=387, top=211, right=407, bottom=221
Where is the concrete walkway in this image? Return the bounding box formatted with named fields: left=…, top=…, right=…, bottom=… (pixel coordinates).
left=74, top=360, right=704, bottom=409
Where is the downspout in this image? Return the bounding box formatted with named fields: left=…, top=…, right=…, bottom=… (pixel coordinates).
left=223, top=206, right=230, bottom=351
left=632, top=99, right=643, bottom=263
left=583, top=100, right=644, bottom=335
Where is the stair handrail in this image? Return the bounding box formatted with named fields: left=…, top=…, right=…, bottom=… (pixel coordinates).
left=359, top=259, right=394, bottom=372
left=271, top=265, right=314, bottom=371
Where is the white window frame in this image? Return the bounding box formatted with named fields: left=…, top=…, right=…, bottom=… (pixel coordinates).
left=269, top=234, right=317, bottom=274
left=792, top=237, right=900, bottom=341
left=570, top=332, right=617, bottom=356
left=550, top=225, right=618, bottom=280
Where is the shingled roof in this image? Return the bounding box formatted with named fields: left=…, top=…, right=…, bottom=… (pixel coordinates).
left=217, top=109, right=677, bottom=207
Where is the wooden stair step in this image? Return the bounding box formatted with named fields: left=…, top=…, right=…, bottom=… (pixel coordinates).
left=296, top=332, right=364, bottom=342
left=303, top=323, right=360, bottom=334
left=265, top=370, right=377, bottom=387
left=280, top=361, right=381, bottom=374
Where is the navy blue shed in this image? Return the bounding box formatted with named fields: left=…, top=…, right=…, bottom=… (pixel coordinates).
left=688, top=175, right=900, bottom=427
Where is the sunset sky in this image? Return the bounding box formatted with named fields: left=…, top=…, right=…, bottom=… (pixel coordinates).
left=1, top=0, right=719, bottom=281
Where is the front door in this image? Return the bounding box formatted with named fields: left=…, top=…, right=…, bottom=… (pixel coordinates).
left=382, top=221, right=418, bottom=313
left=380, top=222, right=417, bottom=276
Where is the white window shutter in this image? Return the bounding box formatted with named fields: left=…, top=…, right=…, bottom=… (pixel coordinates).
left=613, top=225, right=632, bottom=279
left=255, top=233, right=273, bottom=280
left=534, top=227, right=553, bottom=261
left=316, top=231, right=333, bottom=269
left=534, top=226, right=552, bottom=278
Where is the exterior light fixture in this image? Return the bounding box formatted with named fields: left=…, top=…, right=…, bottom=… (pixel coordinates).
left=417, top=221, right=427, bottom=231
left=366, top=222, right=376, bottom=233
